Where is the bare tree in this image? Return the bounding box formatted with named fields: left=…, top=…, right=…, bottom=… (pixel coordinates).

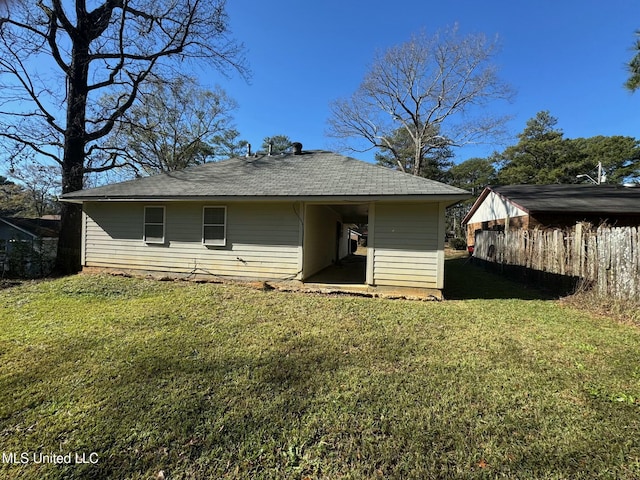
left=0, top=0, right=247, bottom=273
left=327, top=26, right=513, bottom=176
left=374, top=124, right=453, bottom=181
left=102, top=75, right=238, bottom=175
left=8, top=162, right=60, bottom=217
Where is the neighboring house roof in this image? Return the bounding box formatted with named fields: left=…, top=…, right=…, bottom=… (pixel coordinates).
left=463, top=184, right=640, bottom=224
left=0, top=217, right=61, bottom=239
left=61, top=150, right=470, bottom=202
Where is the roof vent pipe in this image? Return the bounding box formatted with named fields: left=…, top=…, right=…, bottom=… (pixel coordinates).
left=292, top=142, right=302, bottom=155
left=245, top=143, right=252, bottom=157
left=268, top=142, right=273, bottom=156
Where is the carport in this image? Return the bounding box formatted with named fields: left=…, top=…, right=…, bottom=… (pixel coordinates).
left=301, top=202, right=369, bottom=284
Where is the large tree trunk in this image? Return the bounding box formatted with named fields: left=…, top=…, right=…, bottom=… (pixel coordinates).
left=55, top=201, right=82, bottom=274
left=55, top=144, right=84, bottom=274
left=412, top=138, right=423, bottom=177
left=54, top=42, right=89, bottom=275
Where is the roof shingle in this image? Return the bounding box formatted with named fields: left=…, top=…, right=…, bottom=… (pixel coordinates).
left=62, top=151, right=469, bottom=200
left=490, top=184, right=640, bottom=213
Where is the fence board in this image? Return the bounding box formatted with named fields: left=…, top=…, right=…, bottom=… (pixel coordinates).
left=474, top=225, right=639, bottom=301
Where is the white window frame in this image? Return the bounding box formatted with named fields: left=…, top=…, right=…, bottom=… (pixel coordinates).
left=202, top=206, right=226, bottom=246
left=143, top=206, right=166, bottom=244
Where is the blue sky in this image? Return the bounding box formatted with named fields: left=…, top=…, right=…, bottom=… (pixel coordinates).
left=216, top=0, right=640, bottom=164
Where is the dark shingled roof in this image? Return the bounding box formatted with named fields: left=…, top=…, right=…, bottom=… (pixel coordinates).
left=490, top=184, right=640, bottom=213
left=61, top=151, right=469, bottom=201
left=0, top=217, right=61, bottom=238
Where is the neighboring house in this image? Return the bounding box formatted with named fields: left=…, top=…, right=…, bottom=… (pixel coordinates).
left=348, top=228, right=362, bottom=254
left=0, top=216, right=60, bottom=276
left=463, top=184, right=640, bottom=246
left=61, top=148, right=470, bottom=293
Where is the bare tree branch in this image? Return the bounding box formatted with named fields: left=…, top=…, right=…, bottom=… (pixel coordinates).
left=328, top=26, right=513, bottom=177
left=0, top=0, right=248, bottom=273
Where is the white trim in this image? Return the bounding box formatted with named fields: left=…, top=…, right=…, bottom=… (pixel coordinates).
left=301, top=203, right=309, bottom=280
left=436, top=202, right=446, bottom=289
left=202, top=206, right=227, bottom=246
left=81, top=209, right=87, bottom=265
left=143, top=205, right=166, bottom=244
left=296, top=202, right=304, bottom=280
left=366, top=202, right=375, bottom=285
left=61, top=194, right=470, bottom=205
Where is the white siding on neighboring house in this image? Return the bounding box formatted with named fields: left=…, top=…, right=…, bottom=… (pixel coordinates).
left=338, top=224, right=350, bottom=258
left=467, top=191, right=527, bottom=224
left=372, top=202, right=441, bottom=288
left=83, top=201, right=301, bottom=280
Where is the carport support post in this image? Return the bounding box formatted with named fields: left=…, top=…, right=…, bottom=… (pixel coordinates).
left=366, top=203, right=375, bottom=285
left=297, top=201, right=304, bottom=280
left=80, top=207, right=87, bottom=266
left=437, top=202, right=446, bottom=289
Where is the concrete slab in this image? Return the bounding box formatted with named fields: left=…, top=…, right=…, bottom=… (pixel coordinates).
left=274, top=281, right=442, bottom=301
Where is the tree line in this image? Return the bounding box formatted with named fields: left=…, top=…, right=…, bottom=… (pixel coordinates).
left=448, top=111, right=640, bottom=193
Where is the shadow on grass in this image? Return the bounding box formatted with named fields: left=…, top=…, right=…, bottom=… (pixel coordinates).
left=2, top=326, right=347, bottom=479
left=444, top=257, right=552, bottom=300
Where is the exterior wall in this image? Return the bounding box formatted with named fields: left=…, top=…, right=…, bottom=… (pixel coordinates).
left=371, top=202, right=441, bottom=289
left=466, top=216, right=531, bottom=246
left=532, top=213, right=640, bottom=229
left=466, top=212, right=640, bottom=246
left=0, top=222, right=56, bottom=276
left=464, top=191, right=533, bottom=245
left=0, top=223, right=32, bottom=273
left=83, top=201, right=301, bottom=280
left=466, top=191, right=527, bottom=225
left=302, top=204, right=342, bottom=279
left=467, top=192, right=529, bottom=246
left=0, top=222, right=33, bottom=244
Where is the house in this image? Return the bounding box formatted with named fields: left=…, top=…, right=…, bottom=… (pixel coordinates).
left=463, top=184, right=640, bottom=246
left=348, top=228, right=362, bottom=254
left=0, top=216, right=60, bottom=276
left=61, top=148, right=470, bottom=296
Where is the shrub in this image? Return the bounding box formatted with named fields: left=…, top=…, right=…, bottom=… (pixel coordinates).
left=449, top=237, right=467, bottom=250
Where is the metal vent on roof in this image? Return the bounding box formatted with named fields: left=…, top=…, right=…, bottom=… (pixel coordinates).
left=292, top=142, right=302, bottom=155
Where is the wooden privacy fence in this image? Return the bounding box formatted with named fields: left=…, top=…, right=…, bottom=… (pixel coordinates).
left=473, top=224, right=640, bottom=300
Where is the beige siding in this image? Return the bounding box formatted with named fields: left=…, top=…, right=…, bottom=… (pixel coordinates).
left=83, top=201, right=301, bottom=279
left=302, top=204, right=341, bottom=278
left=372, top=202, right=441, bottom=288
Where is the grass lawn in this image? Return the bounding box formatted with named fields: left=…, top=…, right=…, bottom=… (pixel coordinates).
left=1, top=262, right=639, bottom=479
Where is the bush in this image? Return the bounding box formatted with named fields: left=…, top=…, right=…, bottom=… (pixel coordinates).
left=449, top=237, right=467, bottom=250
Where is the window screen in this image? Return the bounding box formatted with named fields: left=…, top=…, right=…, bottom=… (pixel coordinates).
left=144, top=206, right=165, bottom=243
left=203, top=206, right=226, bottom=246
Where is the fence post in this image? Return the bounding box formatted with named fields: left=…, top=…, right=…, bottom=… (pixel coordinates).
left=574, top=223, right=582, bottom=278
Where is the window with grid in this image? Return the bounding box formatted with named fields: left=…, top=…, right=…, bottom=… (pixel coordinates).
left=203, top=206, right=226, bottom=246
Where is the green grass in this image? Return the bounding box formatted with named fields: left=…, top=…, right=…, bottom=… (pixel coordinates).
left=1, top=269, right=639, bottom=479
